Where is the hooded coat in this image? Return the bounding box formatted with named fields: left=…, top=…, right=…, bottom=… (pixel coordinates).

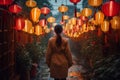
left=46, top=36, right=73, bottom=78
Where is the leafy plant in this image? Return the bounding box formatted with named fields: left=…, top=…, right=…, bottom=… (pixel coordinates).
left=15, top=44, right=32, bottom=72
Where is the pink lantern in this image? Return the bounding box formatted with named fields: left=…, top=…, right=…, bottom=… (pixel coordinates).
left=102, top=0, right=120, bottom=17
left=15, top=18, right=25, bottom=30
left=9, top=4, right=22, bottom=14
left=39, top=19, right=47, bottom=26
left=0, top=0, right=13, bottom=5
left=41, top=6, right=50, bottom=16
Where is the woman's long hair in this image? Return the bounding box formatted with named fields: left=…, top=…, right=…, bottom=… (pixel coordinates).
left=54, top=24, right=63, bottom=47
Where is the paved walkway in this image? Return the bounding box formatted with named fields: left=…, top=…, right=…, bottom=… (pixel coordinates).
left=32, top=55, right=91, bottom=80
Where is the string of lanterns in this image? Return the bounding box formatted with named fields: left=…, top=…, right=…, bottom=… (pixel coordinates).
left=0, top=0, right=120, bottom=42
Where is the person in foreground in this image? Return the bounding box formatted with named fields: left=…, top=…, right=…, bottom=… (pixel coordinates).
left=45, top=24, right=73, bottom=80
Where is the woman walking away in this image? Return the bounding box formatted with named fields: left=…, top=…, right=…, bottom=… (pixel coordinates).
left=45, top=24, right=73, bottom=80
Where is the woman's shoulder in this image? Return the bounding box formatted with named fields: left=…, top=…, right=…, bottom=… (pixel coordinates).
left=62, top=37, right=69, bottom=42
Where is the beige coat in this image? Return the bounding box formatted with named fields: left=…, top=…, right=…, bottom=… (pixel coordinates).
left=46, top=36, right=73, bottom=78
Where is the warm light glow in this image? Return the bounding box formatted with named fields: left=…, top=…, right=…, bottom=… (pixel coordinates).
left=81, top=8, right=92, bottom=17
left=101, top=20, right=109, bottom=33
left=95, top=11, right=104, bottom=25
left=26, top=0, right=37, bottom=7
left=9, top=4, right=22, bottom=14
left=22, top=19, right=32, bottom=32
left=47, top=16, right=56, bottom=23
left=88, top=0, right=102, bottom=7
left=35, top=25, right=43, bottom=36
left=58, top=4, right=68, bottom=13
left=30, top=7, right=41, bottom=22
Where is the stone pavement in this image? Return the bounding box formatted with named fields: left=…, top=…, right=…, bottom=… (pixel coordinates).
left=33, top=55, right=91, bottom=80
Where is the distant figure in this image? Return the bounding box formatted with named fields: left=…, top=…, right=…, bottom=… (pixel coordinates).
left=45, top=24, right=73, bottom=80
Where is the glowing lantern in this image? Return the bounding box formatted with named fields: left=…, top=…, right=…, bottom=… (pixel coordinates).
left=15, top=18, right=25, bottom=30
left=30, top=7, right=41, bottom=22
left=102, top=0, right=120, bottom=17
left=76, top=12, right=81, bottom=18
left=28, top=27, right=34, bottom=34
left=81, top=8, right=92, bottom=17
left=71, top=17, right=77, bottom=25
left=35, top=25, right=43, bottom=36
left=22, top=19, right=32, bottom=32
left=110, top=16, right=120, bottom=30
left=101, top=20, right=109, bottom=33
left=39, top=19, right=47, bottom=26
left=80, top=16, right=88, bottom=22
left=63, top=15, right=69, bottom=20
left=41, top=6, right=50, bottom=16
left=77, top=19, right=83, bottom=26
left=0, top=0, right=13, bottom=5
left=47, top=16, right=56, bottom=23
left=95, top=11, right=104, bottom=25
left=58, top=4, right=68, bottom=13
left=9, top=4, right=22, bottom=14
left=70, top=0, right=81, bottom=5
left=26, top=0, right=37, bottom=7
left=88, top=0, right=102, bottom=7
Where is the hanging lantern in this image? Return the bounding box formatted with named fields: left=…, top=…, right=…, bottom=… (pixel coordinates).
left=110, top=16, right=120, bottom=30
left=47, top=16, right=56, bottom=23
left=88, top=0, right=102, bottom=7
left=71, top=17, right=77, bottom=25
left=58, top=4, right=68, bottom=13
left=76, top=12, right=81, bottom=18
left=35, top=25, right=43, bottom=36
left=81, top=8, right=92, bottom=17
left=63, top=15, right=69, bottom=20
left=77, top=19, right=83, bottom=26
left=69, top=0, right=81, bottom=5
left=26, top=0, right=37, bottom=7
left=95, top=11, right=104, bottom=25
left=28, top=27, right=34, bottom=34
left=41, top=6, right=50, bottom=16
left=102, top=0, right=120, bottom=17
left=9, top=4, right=22, bottom=14
left=0, top=0, right=13, bottom=5
left=80, top=16, right=88, bottom=22
left=101, top=20, right=109, bottom=33
left=39, top=19, right=47, bottom=26
left=22, top=19, right=32, bottom=32
left=15, top=18, right=25, bottom=31
left=30, top=7, right=41, bottom=22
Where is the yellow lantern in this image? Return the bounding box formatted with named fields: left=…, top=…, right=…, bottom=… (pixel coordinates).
left=22, top=19, right=32, bottom=32
left=95, top=11, right=104, bottom=25
left=88, top=0, right=102, bottom=7
left=47, top=16, right=56, bottom=23
left=35, top=25, right=43, bottom=36
left=110, top=16, right=120, bottom=30
left=101, top=20, right=109, bottom=33
left=81, top=8, right=92, bottom=17
left=63, top=15, right=69, bottom=20
left=26, top=0, right=37, bottom=7
left=71, top=17, right=77, bottom=25
left=76, top=12, right=81, bottom=18
left=28, top=27, right=34, bottom=34
left=58, top=4, right=68, bottom=13
left=30, top=7, right=41, bottom=22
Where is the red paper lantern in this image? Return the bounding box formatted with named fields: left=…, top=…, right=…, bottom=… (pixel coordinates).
left=102, top=0, right=120, bottom=17
left=39, top=19, right=47, bottom=26
left=9, top=4, right=22, bottom=14
left=70, top=0, right=81, bottom=4
left=41, top=6, right=50, bottom=16
left=0, top=0, right=13, bottom=5
left=15, top=18, right=25, bottom=30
